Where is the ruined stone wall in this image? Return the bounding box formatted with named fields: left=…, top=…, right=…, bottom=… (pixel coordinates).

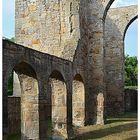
left=15, top=0, right=80, bottom=61
left=19, top=74, right=39, bottom=139
left=124, top=88, right=137, bottom=112
left=104, top=5, right=137, bottom=116
left=8, top=96, right=21, bottom=135
left=15, top=0, right=107, bottom=125
left=3, top=40, right=73, bottom=139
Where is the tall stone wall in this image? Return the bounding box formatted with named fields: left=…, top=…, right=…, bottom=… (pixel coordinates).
left=15, top=0, right=107, bottom=125
left=15, top=0, right=80, bottom=61
left=104, top=5, right=137, bottom=115
left=15, top=0, right=137, bottom=119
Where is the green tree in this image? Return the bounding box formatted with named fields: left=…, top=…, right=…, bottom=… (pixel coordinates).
left=8, top=72, right=13, bottom=96
left=125, top=55, right=138, bottom=86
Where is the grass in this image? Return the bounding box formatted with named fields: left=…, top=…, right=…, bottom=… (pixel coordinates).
left=72, top=112, right=137, bottom=140
left=125, top=86, right=138, bottom=89
left=7, top=112, right=137, bottom=140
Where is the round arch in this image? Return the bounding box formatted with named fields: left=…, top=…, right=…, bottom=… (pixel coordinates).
left=7, top=61, right=39, bottom=139
left=123, top=15, right=138, bottom=41
left=49, top=70, right=67, bottom=138
left=103, top=0, right=115, bottom=22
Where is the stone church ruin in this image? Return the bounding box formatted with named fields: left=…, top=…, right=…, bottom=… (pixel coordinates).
left=3, top=0, right=137, bottom=139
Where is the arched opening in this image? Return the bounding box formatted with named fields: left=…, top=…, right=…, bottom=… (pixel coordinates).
left=72, top=74, right=85, bottom=127
left=7, top=70, right=21, bottom=139
left=7, top=70, right=21, bottom=97
left=49, top=70, right=67, bottom=139
left=7, top=62, right=39, bottom=139
left=124, top=19, right=138, bottom=112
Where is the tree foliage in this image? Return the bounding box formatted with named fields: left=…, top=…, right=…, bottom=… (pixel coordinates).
left=125, top=55, right=138, bottom=86
left=8, top=72, right=13, bottom=96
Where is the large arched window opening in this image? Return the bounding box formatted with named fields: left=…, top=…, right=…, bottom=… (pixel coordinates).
left=72, top=74, right=85, bottom=127
left=124, top=19, right=138, bottom=87
left=49, top=70, right=67, bottom=139
left=7, top=62, right=39, bottom=140
left=123, top=19, right=138, bottom=113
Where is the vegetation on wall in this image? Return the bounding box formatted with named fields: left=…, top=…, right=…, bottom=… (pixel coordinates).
left=125, top=55, right=138, bottom=87
left=8, top=72, right=13, bottom=96
left=7, top=37, right=15, bottom=96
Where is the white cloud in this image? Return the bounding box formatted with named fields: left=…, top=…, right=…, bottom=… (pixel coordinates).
left=111, top=0, right=138, bottom=8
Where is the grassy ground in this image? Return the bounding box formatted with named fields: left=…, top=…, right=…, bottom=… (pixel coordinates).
left=72, top=112, right=137, bottom=140
left=7, top=112, right=137, bottom=140
left=7, top=134, right=21, bottom=140
left=125, top=86, right=138, bottom=89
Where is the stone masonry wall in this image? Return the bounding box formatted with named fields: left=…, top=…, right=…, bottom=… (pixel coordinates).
left=19, top=74, right=39, bottom=140
left=4, top=1, right=138, bottom=139
left=104, top=5, right=137, bottom=116
left=8, top=96, right=21, bottom=135
left=15, top=0, right=107, bottom=126
left=15, top=0, right=80, bottom=61
left=124, top=88, right=137, bottom=112
left=3, top=39, right=73, bottom=139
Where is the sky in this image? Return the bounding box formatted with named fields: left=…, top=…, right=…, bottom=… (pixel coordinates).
left=2, top=0, right=138, bottom=56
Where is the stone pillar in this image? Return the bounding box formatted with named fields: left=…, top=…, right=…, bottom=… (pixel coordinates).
left=86, top=1, right=105, bottom=125
left=50, top=78, right=67, bottom=139
left=19, top=75, right=39, bottom=140
left=72, top=75, right=85, bottom=127
left=3, top=79, right=8, bottom=140
left=8, top=97, right=21, bottom=135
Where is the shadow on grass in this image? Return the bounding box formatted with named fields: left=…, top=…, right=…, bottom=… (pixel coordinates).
left=106, top=119, right=137, bottom=124
left=7, top=134, right=21, bottom=140
left=106, top=112, right=137, bottom=124
left=72, top=122, right=137, bottom=140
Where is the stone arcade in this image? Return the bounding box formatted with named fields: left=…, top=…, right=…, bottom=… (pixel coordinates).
left=3, top=0, right=137, bottom=139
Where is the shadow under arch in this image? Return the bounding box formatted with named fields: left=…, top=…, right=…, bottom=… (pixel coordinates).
left=72, top=74, right=85, bottom=127
left=48, top=70, right=68, bottom=139
left=6, top=61, right=40, bottom=140
left=13, top=62, right=37, bottom=78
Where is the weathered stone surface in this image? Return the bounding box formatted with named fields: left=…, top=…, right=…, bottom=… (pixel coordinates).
left=104, top=5, right=138, bottom=115
left=8, top=96, right=21, bottom=135
left=124, top=88, right=137, bottom=112
left=15, top=0, right=80, bottom=61
left=3, top=1, right=138, bottom=139
left=72, top=75, right=85, bottom=127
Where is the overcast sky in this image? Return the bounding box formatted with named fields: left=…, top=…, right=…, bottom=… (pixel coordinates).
left=2, top=0, right=138, bottom=56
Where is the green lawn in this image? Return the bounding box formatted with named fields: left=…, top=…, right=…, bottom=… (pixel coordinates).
left=125, top=86, right=138, bottom=89
left=7, top=112, right=137, bottom=140
left=72, top=112, right=137, bottom=140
